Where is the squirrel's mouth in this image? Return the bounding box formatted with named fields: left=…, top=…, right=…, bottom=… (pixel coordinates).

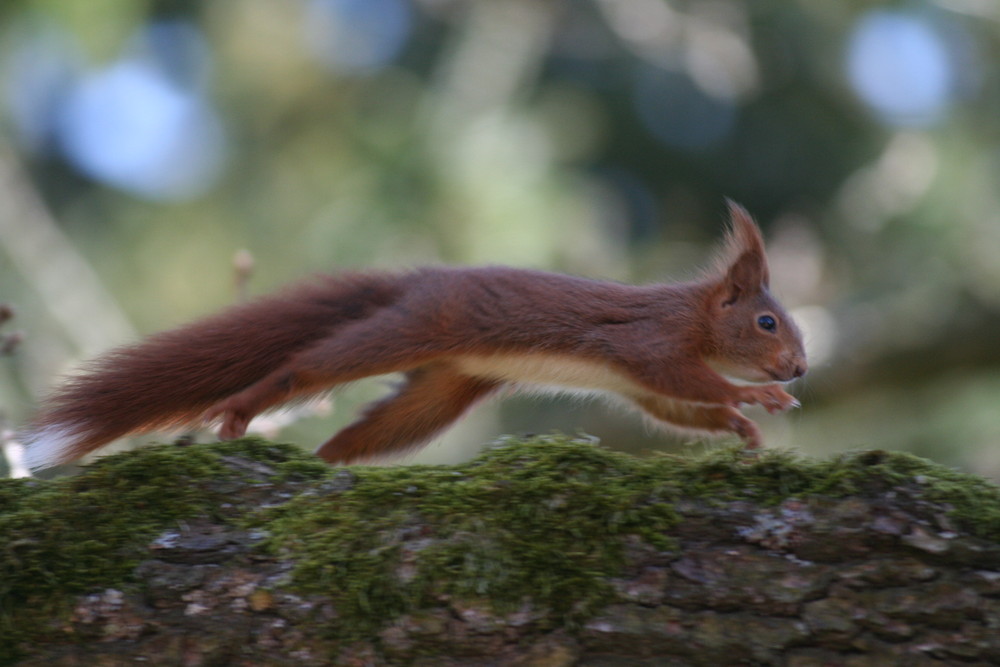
left=708, top=357, right=805, bottom=385
left=708, top=362, right=774, bottom=385
left=766, top=363, right=807, bottom=383
left=766, top=368, right=789, bottom=382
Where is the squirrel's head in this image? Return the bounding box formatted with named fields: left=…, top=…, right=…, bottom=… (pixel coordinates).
left=701, top=201, right=807, bottom=385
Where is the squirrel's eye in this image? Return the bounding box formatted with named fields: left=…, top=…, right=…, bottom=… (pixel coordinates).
left=757, top=315, right=777, bottom=332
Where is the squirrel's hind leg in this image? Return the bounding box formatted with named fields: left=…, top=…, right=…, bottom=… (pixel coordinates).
left=204, top=313, right=450, bottom=439
left=315, top=363, right=500, bottom=464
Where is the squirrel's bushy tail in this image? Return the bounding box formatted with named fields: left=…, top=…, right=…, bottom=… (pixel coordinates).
left=23, top=272, right=401, bottom=470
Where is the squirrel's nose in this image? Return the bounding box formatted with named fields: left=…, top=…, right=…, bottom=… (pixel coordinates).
left=792, top=363, right=807, bottom=379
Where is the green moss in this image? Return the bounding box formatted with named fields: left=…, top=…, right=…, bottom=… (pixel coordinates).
left=0, top=478, right=37, bottom=512
left=5, top=434, right=1000, bottom=663
left=655, top=446, right=1000, bottom=540
left=272, top=456, right=339, bottom=483
left=0, top=437, right=322, bottom=664
left=257, top=434, right=681, bottom=639
left=256, top=437, right=1000, bottom=641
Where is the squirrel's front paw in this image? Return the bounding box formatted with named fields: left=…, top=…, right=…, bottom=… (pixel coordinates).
left=726, top=408, right=763, bottom=449
left=738, top=385, right=800, bottom=414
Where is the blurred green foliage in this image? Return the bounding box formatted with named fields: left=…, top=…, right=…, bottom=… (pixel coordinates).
left=1, top=0, right=999, bottom=477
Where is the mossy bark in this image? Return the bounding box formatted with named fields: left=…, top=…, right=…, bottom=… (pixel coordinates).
left=3, top=436, right=1000, bottom=666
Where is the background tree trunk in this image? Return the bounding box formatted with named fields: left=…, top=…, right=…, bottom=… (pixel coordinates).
left=3, top=436, right=1000, bottom=666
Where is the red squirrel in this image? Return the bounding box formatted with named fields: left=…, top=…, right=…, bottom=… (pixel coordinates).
left=23, top=201, right=806, bottom=471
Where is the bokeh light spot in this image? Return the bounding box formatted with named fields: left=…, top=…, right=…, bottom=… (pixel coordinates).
left=56, top=24, right=225, bottom=202
left=303, top=0, right=412, bottom=75
left=846, top=10, right=953, bottom=127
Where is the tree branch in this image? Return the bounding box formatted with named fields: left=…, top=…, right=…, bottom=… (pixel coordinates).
left=3, top=435, right=1000, bottom=665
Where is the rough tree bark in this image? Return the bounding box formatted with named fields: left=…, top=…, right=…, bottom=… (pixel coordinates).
left=2, top=435, right=1000, bottom=666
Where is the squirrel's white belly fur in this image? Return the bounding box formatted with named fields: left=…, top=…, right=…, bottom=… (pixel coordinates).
left=455, top=353, right=644, bottom=397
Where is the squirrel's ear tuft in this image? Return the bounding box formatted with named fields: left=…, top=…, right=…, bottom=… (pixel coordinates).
left=712, top=200, right=770, bottom=305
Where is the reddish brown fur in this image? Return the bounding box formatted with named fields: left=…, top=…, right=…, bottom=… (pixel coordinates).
left=30, top=273, right=403, bottom=461
left=25, top=202, right=807, bottom=469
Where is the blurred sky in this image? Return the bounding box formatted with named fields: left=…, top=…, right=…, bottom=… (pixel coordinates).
left=2, top=0, right=1000, bottom=477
